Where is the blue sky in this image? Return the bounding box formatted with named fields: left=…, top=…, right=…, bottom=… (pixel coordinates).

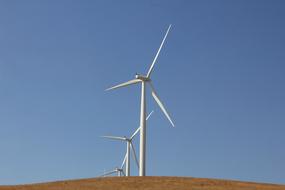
left=0, top=0, right=285, bottom=185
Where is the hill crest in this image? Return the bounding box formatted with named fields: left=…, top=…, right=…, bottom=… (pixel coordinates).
left=1, top=176, right=285, bottom=190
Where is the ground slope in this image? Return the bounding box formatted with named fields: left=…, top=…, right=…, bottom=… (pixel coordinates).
left=1, top=177, right=285, bottom=190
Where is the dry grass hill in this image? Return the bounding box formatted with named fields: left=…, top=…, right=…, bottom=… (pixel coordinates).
left=1, top=177, right=285, bottom=190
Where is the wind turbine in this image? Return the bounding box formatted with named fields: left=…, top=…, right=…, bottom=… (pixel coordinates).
left=101, top=111, right=154, bottom=176
left=101, top=167, right=125, bottom=177
left=106, top=25, right=174, bottom=176
left=100, top=154, right=127, bottom=177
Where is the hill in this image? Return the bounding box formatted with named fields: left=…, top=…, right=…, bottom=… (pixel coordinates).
left=1, top=177, right=285, bottom=190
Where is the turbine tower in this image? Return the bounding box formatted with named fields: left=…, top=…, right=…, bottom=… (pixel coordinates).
left=102, top=111, right=153, bottom=176
left=106, top=25, right=174, bottom=176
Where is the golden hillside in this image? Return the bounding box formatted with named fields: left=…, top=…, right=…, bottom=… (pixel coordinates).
left=1, top=177, right=285, bottom=190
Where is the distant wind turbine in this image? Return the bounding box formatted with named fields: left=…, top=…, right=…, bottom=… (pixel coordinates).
left=106, top=25, right=175, bottom=176
left=100, top=154, right=127, bottom=177
left=100, top=166, right=125, bottom=177
left=102, top=111, right=154, bottom=176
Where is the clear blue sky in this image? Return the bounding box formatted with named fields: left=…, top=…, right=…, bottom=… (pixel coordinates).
left=0, top=0, right=285, bottom=185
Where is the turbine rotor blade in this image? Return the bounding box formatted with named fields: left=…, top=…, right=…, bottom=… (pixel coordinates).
left=146, top=24, right=172, bottom=78
left=130, top=110, right=154, bottom=140
left=121, top=152, right=128, bottom=169
left=101, top=136, right=126, bottom=141
left=149, top=82, right=175, bottom=127
left=105, top=79, right=141, bottom=91
left=146, top=110, right=154, bottom=120
left=130, top=142, right=139, bottom=168
left=100, top=170, right=117, bottom=177
left=130, top=126, right=140, bottom=140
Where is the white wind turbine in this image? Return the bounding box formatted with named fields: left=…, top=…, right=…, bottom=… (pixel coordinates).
left=102, top=111, right=154, bottom=176
left=106, top=25, right=175, bottom=176
left=101, top=165, right=125, bottom=177
left=100, top=154, right=127, bottom=177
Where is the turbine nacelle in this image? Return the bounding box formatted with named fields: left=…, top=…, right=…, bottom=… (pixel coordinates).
left=123, top=136, right=131, bottom=142
left=135, top=74, right=150, bottom=81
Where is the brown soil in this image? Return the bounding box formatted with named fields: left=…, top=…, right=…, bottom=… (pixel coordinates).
left=1, top=176, right=285, bottom=190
